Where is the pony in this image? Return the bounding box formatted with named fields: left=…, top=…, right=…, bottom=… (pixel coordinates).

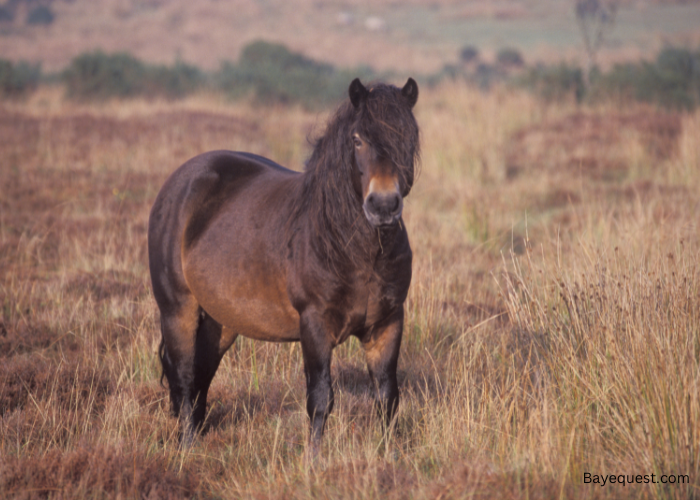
left=148, top=78, right=420, bottom=453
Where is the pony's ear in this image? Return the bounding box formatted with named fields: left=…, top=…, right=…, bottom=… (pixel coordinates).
left=349, top=78, right=368, bottom=108
left=401, top=77, right=419, bottom=108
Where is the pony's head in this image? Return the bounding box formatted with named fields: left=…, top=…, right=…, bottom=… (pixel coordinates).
left=348, top=77, right=419, bottom=228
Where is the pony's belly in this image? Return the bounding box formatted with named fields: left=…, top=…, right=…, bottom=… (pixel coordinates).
left=222, top=307, right=300, bottom=342
left=200, top=292, right=301, bottom=342
left=183, top=253, right=301, bottom=342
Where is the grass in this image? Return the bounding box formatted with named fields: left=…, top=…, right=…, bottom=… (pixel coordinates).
left=1, top=82, right=699, bottom=498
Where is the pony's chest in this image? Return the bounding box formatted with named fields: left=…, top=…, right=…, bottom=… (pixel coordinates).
left=364, top=275, right=404, bottom=326
left=330, top=273, right=404, bottom=343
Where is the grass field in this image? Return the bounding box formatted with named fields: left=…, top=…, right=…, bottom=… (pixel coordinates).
left=1, top=82, right=699, bottom=498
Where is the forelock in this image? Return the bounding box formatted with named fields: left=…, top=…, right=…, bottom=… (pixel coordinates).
left=355, top=83, right=420, bottom=168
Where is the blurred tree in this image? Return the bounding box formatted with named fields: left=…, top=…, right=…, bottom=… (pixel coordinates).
left=27, top=5, right=55, bottom=25
left=496, top=47, right=524, bottom=68
left=575, top=0, right=618, bottom=82
left=459, top=46, right=479, bottom=64
left=0, top=5, right=14, bottom=23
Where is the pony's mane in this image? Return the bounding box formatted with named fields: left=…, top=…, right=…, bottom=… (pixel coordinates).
left=289, top=81, right=420, bottom=274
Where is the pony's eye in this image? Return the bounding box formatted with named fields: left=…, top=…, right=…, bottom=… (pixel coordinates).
left=353, top=136, right=362, bottom=148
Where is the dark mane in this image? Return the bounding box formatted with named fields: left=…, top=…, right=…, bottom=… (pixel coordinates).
left=290, top=82, right=420, bottom=272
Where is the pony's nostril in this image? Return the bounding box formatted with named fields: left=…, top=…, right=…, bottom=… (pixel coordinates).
left=389, top=194, right=400, bottom=213
left=366, top=193, right=379, bottom=211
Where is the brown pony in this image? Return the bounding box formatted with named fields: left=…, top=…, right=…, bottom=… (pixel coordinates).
left=148, top=78, right=420, bottom=452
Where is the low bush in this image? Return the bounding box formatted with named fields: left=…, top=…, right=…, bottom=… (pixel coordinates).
left=64, top=52, right=147, bottom=99
left=63, top=51, right=204, bottom=100
left=522, top=46, right=700, bottom=109
left=593, top=47, right=700, bottom=110
left=426, top=62, right=509, bottom=91
left=473, top=62, right=508, bottom=90
left=63, top=44, right=366, bottom=107
left=459, top=45, right=479, bottom=63
left=496, top=47, right=524, bottom=68
left=0, top=5, right=14, bottom=23
left=148, top=60, right=204, bottom=98
left=216, top=40, right=375, bottom=109
left=441, top=43, right=699, bottom=110
left=518, top=63, right=585, bottom=102
left=0, top=59, right=40, bottom=97
left=26, top=5, right=54, bottom=25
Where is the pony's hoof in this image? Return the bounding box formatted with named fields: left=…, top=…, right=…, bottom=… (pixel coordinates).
left=303, top=443, right=327, bottom=471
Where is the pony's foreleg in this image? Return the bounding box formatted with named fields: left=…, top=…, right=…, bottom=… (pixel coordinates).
left=362, top=309, right=403, bottom=437
left=299, top=312, right=334, bottom=459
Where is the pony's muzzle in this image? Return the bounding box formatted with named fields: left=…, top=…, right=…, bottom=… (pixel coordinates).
left=363, top=190, right=403, bottom=227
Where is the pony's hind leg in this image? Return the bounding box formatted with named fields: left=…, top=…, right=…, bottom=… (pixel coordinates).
left=192, top=314, right=238, bottom=431
left=159, top=295, right=201, bottom=446
left=160, top=302, right=238, bottom=445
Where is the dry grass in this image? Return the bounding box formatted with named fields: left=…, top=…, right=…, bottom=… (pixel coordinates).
left=1, top=82, right=700, bottom=498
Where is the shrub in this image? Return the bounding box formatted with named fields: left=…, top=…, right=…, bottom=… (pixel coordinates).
left=0, top=59, right=40, bottom=97
left=64, top=51, right=148, bottom=99
left=217, top=40, right=374, bottom=109
left=238, top=40, right=333, bottom=75
left=63, top=51, right=204, bottom=100
left=459, top=46, right=479, bottom=63
left=473, top=63, right=507, bottom=90
left=27, top=5, right=54, bottom=25
left=593, top=47, right=700, bottom=110
left=518, top=63, right=584, bottom=102
left=426, top=62, right=510, bottom=91
left=496, top=47, right=524, bottom=68
left=641, top=47, right=700, bottom=109
left=148, top=60, right=204, bottom=98
left=0, top=5, right=14, bottom=23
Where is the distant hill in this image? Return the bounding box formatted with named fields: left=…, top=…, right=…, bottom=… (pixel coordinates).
left=0, top=0, right=699, bottom=73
